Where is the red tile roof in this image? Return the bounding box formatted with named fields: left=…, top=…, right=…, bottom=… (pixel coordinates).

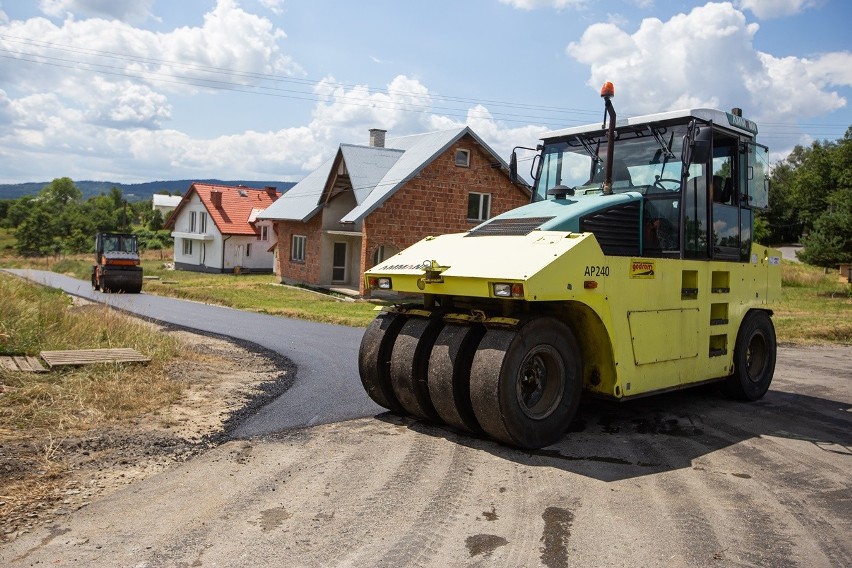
left=166, top=183, right=281, bottom=236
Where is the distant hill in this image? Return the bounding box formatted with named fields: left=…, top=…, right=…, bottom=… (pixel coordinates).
left=0, top=179, right=296, bottom=201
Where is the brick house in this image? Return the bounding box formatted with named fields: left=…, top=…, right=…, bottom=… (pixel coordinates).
left=165, top=183, right=280, bottom=273
left=259, top=127, right=530, bottom=296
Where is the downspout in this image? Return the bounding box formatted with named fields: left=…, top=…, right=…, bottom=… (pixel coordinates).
left=221, top=235, right=231, bottom=274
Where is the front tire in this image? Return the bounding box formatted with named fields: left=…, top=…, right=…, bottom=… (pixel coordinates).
left=469, top=317, right=582, bottom=449
left=358, top=312, right=408, bottom=414
left=722, top=310, right=776, bottom=401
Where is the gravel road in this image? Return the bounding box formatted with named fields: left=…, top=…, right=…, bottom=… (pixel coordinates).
left=2, top=269, right=850, bottom=567
left=2, top=347, right=850, bottom=567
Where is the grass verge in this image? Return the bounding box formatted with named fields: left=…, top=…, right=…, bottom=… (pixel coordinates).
left=0, top=272, right=185, bottom=468
left=36, top=256, right=384, bottom=327
left=772, top=262, right=852, bottom=345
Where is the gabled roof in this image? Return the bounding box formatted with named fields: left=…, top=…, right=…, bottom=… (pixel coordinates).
left=165, top=183, right=280, bottom=236
left=259, top=126, right=519, bottom=224
left=258, top=158, right=335, bottom=222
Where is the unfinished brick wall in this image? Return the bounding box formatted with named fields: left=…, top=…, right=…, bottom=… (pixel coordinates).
left=273, top=133, right=530, bottom=296
left=273, top=215, right=323, bottom=284
left=358, top=134, right=529, bottom=295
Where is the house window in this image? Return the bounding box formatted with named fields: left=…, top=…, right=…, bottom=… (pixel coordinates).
left=467, top=192, right=491, bottom=221
left=291, top=235, right=306, bottom=262
left=373, top=245, right=386, bottom=266
left=259, top=225, right=269, bottom=241
left=455, top=149, right=470, bottom=167
left=189, top=211, right=197, bottom=232
left=246, top=243, right=252, bottom=258
left=182, top=238, right=193, bottom=256
left=200, top=211, right=207, bottom=233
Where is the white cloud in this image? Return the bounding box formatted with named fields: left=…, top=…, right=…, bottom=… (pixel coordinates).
left=737, top=0, right=823, bottom=19
left=259, top=0, right=286, bottom=16
left=39, top=0, right=157, bottom=23
left=1, top=0, right=301, bottom=98
left=498, top=0, right=587, bottom=10
left=565, top=1, right=847, bottom=125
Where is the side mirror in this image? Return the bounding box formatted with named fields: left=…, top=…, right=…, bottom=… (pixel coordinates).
left=691, top=126, right=712, bottom=165
left=681, top=121, right=712, bottom=167
left=509, top=151, right=518, bottom=184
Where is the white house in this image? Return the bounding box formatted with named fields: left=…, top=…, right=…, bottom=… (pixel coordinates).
left=152, top=194, right=182, bottom=216
left=164, top=183, right=280, bottom=273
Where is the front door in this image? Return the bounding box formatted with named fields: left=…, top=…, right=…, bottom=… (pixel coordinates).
left=332, top=242, right=347, bottom=282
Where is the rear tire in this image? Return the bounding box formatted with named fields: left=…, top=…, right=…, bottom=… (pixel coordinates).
left=428, top=324, right=486, bottom=435
left=390, top=317, right=444, bottom=422
left=470, top=317, right=582, bottom=449
left=722, top=310, right=776, bottom=401
left=358, top=312, right=408, bottom=414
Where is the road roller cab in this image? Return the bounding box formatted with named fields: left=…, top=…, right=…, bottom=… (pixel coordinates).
left=91, top=232, right=144, bottom=293
left=359, top=84, right=782, bottom=449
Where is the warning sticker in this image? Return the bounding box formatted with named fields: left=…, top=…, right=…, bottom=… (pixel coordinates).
left=630, top=259, right=656, bottom=279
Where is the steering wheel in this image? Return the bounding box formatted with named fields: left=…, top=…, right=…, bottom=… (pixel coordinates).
left=653, top=178, right=681, bottom=191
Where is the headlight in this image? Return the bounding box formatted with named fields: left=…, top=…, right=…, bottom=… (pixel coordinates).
left=368, top=277, right=392, bottom=290
left=492, top=283, right=524, bottom=298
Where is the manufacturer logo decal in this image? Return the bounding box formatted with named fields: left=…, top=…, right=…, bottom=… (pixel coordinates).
left=630, top=259, right=656, bottom=279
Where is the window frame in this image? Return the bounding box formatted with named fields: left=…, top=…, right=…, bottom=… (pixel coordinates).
left=455, top=148, right=471, bottom=167
left=189, top=211, right=197, bottom=232
left=182, top=238, right=193, bottom=256
left=467, top=192, right=492, bottom=222
left=199, top=211, right=207, bottom=233
left=291, top=234, right=306, bottom=262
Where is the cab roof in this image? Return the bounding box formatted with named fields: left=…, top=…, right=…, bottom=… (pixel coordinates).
left=542, top=108, right=758, bottom=140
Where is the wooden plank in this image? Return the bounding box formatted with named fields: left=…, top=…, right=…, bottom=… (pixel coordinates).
left=25, top=356, right=48, bottom=373
left=13, top=356, right=34, bottom=372
left=1, top=356, right=19, bottom=371
left=40, top=348, right=150, bottom=368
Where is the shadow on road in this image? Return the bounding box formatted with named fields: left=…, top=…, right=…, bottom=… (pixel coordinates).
left=378, top=386, right=852, bottom=482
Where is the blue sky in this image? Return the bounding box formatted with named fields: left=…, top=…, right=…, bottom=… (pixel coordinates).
left=0, top=0, right=849, bottom=184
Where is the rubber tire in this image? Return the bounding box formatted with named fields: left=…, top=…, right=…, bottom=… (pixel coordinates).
left=470, top=317, right=582, bottom=449
left=358, top=312, right=408, bottom=414
left=92, top=266, right=100, bottom=291
left=390, top=317, right=444, bottom=422
left=722, top=310, right=776, bottom=401
left=427, top=324, right=486, bottom=435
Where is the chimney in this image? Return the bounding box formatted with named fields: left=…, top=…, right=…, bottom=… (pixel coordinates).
left=265, top=186, right=278, bottom=200
left=369, top=128, right=386, bottom=148
left=210, top=190, right=222, bottom=208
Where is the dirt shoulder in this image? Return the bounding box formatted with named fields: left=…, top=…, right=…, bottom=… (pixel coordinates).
left=0, top=317, right=293, bottom=543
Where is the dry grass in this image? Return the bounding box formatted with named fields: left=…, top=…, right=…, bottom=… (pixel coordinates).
left=772, top=263, right=852, bottom=345
left=0, top=273, right=184, bottom=438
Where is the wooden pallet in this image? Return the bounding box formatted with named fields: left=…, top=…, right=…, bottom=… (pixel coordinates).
left=0, top=355, right=48, bottom=373
left=40, top=348, right=150, bottom=368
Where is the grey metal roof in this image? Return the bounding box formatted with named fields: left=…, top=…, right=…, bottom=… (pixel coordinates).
left=339, top=144, right=404, bottom=204
left=342, top=127, right=489, bottom=223
left=257, top=157, right=333, bottom=221
left=259, top=126, right=518, bottom=224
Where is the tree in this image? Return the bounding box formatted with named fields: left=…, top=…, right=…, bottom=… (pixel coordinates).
left=797, top=189, right=852, bottom=266
left=15, top=207, right=59, bottom=257
left=148, top=208, right=164, bottom=231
